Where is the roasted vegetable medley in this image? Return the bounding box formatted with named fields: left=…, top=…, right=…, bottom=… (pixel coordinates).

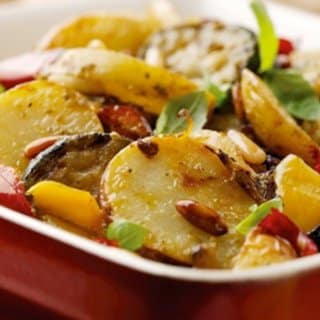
left=2, top=0, right=320, bottom=270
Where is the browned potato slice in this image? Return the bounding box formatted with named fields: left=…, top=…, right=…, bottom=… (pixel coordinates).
left=302, top=120, right=320, bottom=145
left=102, top=135, right=254, bottom=267
left=0, top=80, right=103, bottom=173
left=23, top=133, right=130, bottom=199
left=232, top=228, right=296, bottom=269
left=241, top=69, right=319, bottom=166
left=41, top=48, right=203, bottom=115
left=38, top=14, right=157, bottom=55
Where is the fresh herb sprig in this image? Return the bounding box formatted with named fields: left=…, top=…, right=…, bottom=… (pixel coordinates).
left=106, top=220, right=148, bottom=251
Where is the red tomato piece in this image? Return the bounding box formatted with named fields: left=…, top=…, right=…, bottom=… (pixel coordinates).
left=259, top=208, right=318, bottom=257
left=98, top=105, right=152, bottom=140
left=0, top=50, right=61, bottom=89
left=278, top=38, right=295, bottom=55
left=0, top=165, right=33, bottom=215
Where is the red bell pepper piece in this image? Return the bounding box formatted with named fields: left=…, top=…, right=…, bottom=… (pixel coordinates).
left=259, top=208, right=318, bottom=257
left=0, top=165, right=33, bottom=216
left=278, top=38, right=295, bottom=55
left=98, top=105, right=152, bottom=140
left=0, top=50, right=61, bottom=89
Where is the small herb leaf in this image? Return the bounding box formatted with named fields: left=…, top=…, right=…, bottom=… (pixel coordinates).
left=236, top=198, right=283, bottom=235
left=263, top=69, right=320, bottom=120
left=155, top=91, right=208, bottom=134
left=106, top=220, right=148, bottom=251
left=204, top=77, right=229, bottom=109
left=251, top=0, right=278, bottom=72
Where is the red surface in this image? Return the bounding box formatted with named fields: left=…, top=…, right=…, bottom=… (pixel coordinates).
left=1, top=218, right=320, bottom=319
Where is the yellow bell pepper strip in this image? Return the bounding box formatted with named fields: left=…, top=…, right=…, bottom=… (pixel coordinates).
left=27, top=181, right=104, bottom=232
left=275, top=155, right=320, bottom=232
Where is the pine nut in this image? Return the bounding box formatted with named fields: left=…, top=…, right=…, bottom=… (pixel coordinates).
left=176, top=200, right=228, bottom=236
left=227, top=129, right=266, bottom=164
left=24, top=136, right=63, bottom=159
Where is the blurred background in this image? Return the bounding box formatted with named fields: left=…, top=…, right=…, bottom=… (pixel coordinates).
left=275, top=0, right=320, bottom=12
left=0, top=0, right=319, bottom=12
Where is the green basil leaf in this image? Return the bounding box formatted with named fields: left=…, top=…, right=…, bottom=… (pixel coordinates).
left=251, top=0, right=278, bottom=72
left=106, top=220, right=148, bottom=251
left=236, top=198, right=283, bottom=235
left=263, top=69, right=320, bottom=120
left=155, top=91, right=208, bottom=134
left=203, top=77, right=229, bottom=109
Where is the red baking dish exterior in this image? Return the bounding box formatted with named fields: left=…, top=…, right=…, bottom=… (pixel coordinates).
left=1, top=207, right=320, bottom=320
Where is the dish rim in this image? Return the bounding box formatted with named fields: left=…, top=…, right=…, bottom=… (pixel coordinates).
left=0, top=205, right=318, bottom=283
left=1, top=0, right=320, bottom=283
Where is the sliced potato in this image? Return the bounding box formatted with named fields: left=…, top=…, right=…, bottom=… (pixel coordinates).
left=23, top=133, right=130, bottom=198
left=102, top=135, right=254, bottom=267
left=302, top=120, right=320, bottom=145
left=275, top=154, right=320, bottom=232
left=0, top=80, right=103, bottom=173
left=40, top=48, right=206, bottom=115
left=241, top=69, right=319, bottom=166
left=38, top=14, right=157, bottom=54
left=232, top=228, right=296, bottom=269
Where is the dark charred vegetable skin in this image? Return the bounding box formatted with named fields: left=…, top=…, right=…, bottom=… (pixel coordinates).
left=0, top=50, right=61, bottom=89
left=98, top=104, right=152, bottom=140
left=308, top=226, right=320, bottom=251
left=0, top=165, right=33, bottom=215
left=139, top=20, right=259, bottom=85
left=23, top=133, right=130, bottom=199
left=216, top=150, right=275, bottom=204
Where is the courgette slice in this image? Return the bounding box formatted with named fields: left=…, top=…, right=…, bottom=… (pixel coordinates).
left=23, top=133, right=130, bottom=199
left=139, top=21, right=259, bottom=86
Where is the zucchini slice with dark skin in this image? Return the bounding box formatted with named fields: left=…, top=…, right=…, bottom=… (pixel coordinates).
left=138, top=20, right=259, bottom=86
left=23, top=133, right=130, bottom=200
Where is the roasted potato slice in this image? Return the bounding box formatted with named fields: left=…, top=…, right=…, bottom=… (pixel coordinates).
left=38, top=14, right=158, bottom=55
left=0, top=80, right=103, bottom=173
left=23, top=133, right=130, bottom=199
left=241, top=69, right=319, bottom=166
left=302, top=120, right=320, bottom=145
left=40, top=48, right=205, bottom=115
left=102, top=135, right=254, bottom=267
left=139, top=21, right=258, bottom=85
